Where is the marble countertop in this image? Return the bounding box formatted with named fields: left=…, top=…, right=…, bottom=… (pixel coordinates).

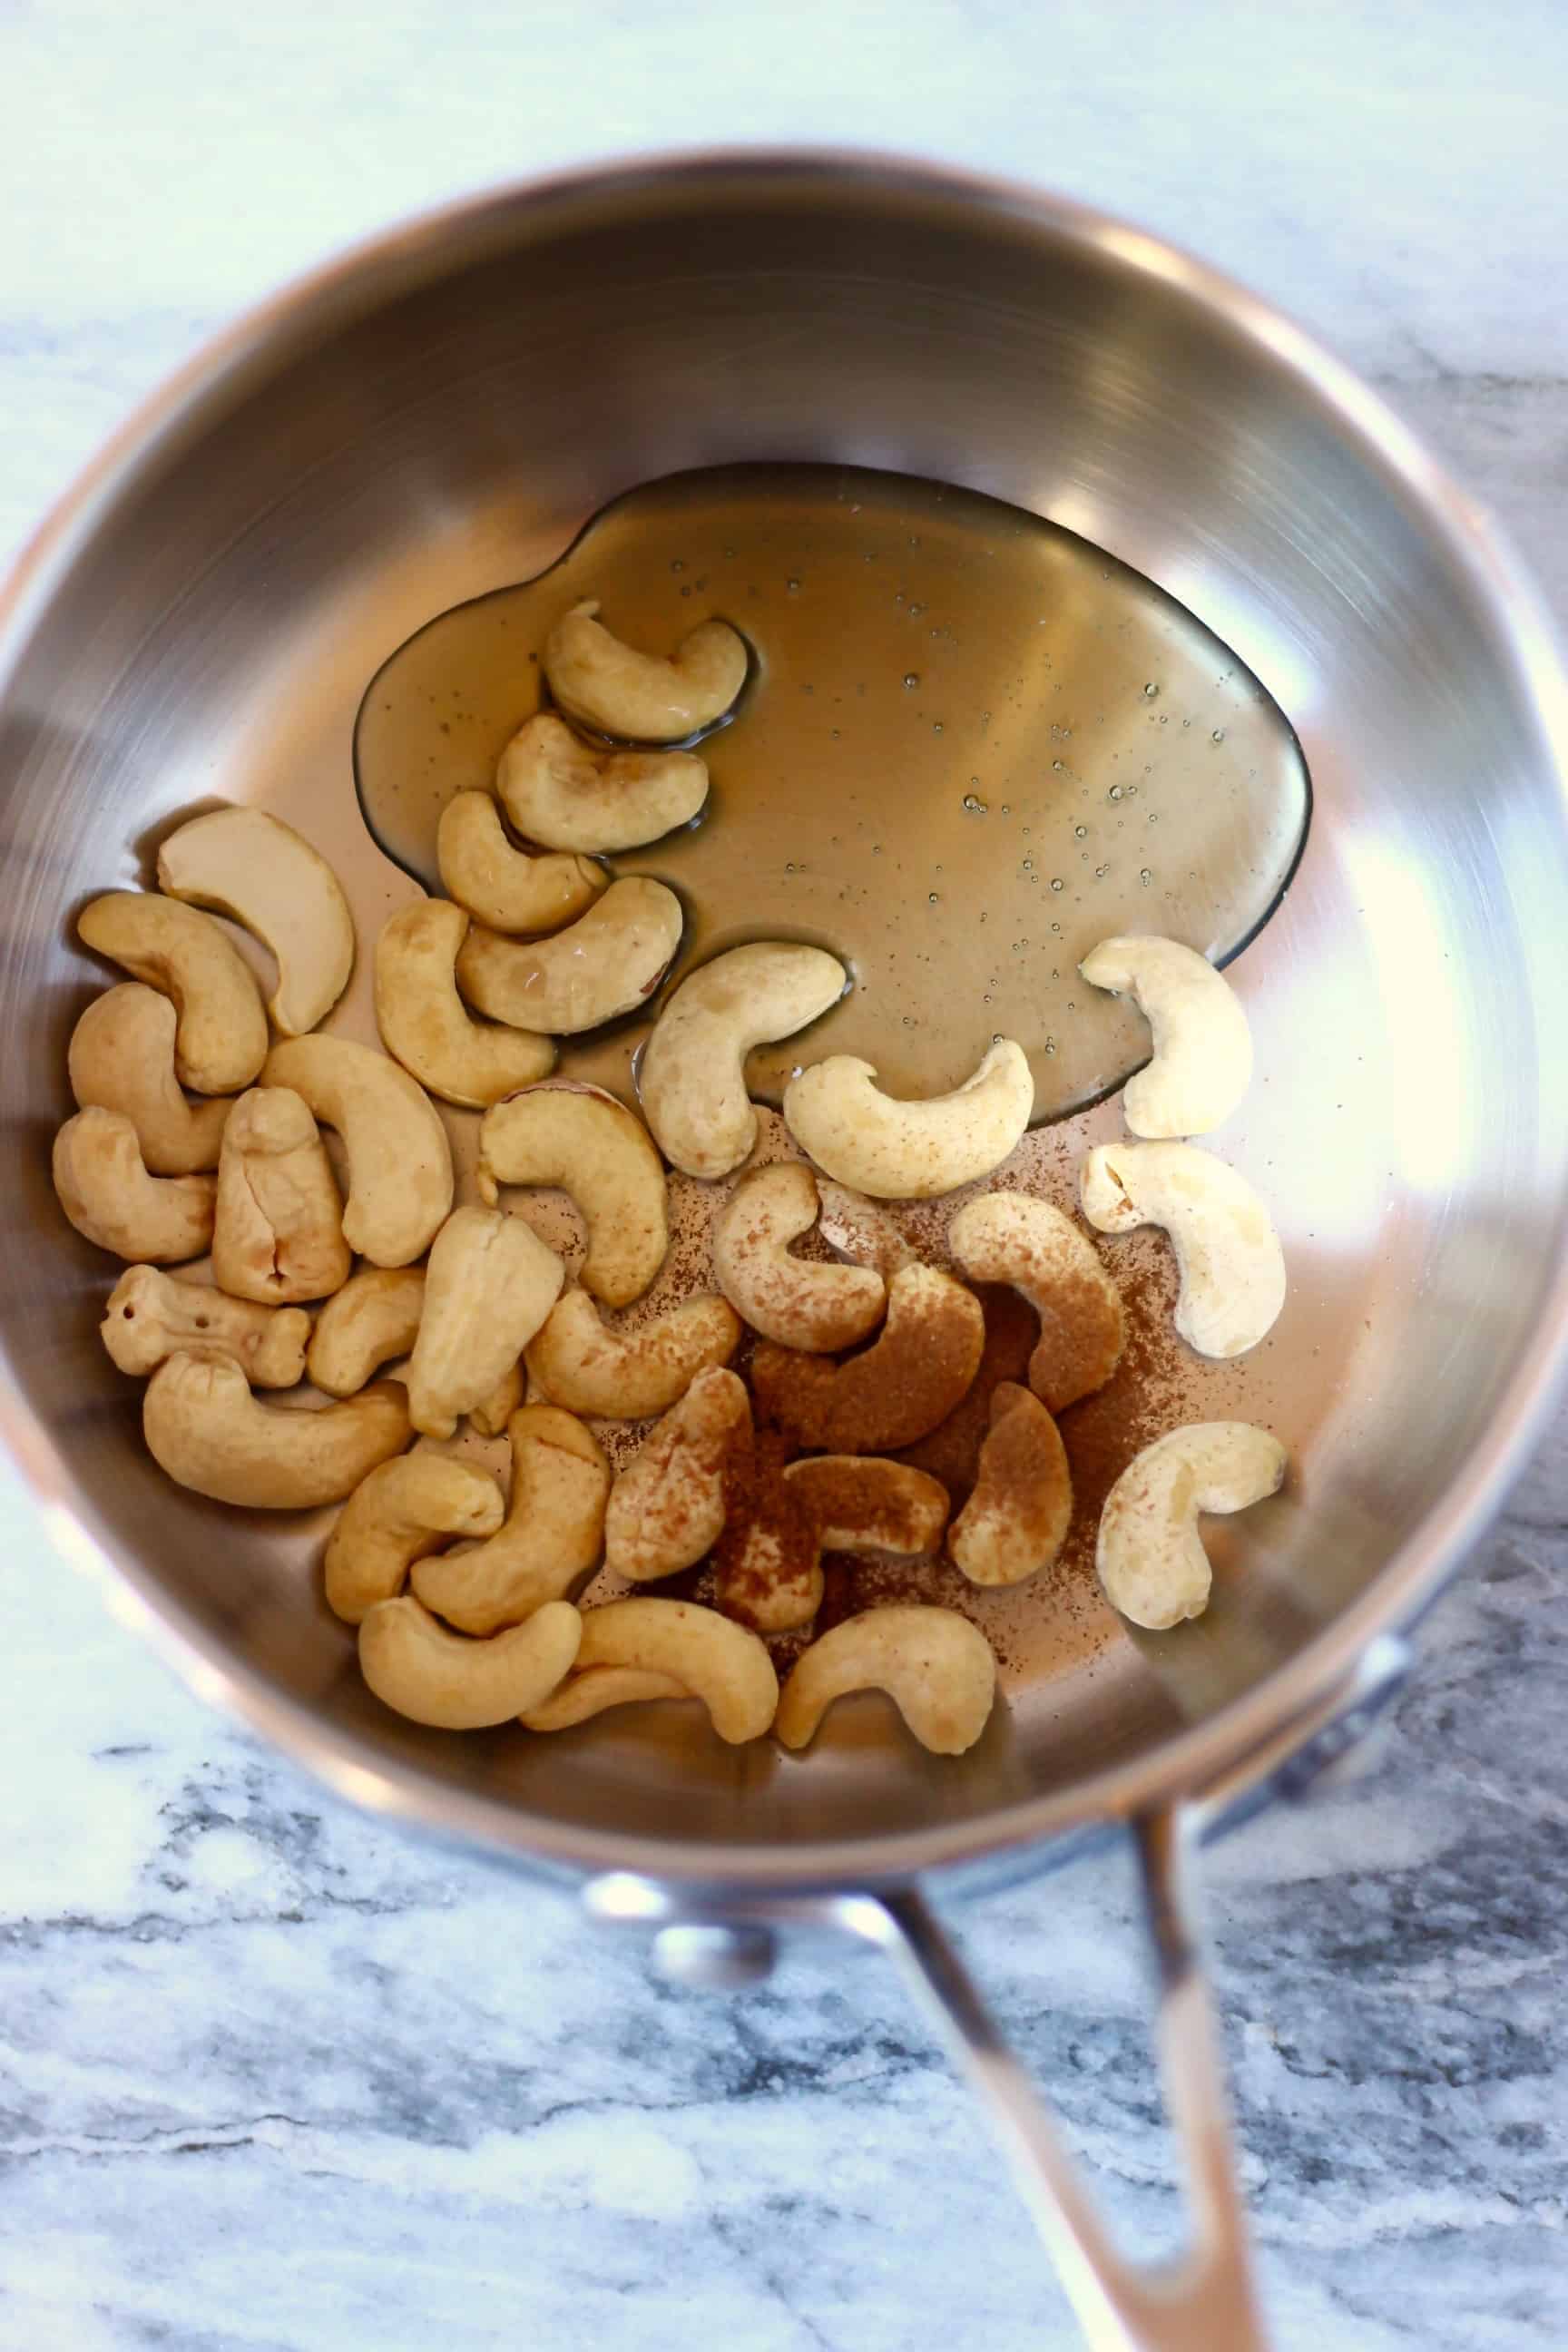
left=4, top=6, right=1567, bottom=2347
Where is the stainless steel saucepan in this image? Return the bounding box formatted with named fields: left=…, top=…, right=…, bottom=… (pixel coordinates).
left=4, top=154, right=1567, bottom=2352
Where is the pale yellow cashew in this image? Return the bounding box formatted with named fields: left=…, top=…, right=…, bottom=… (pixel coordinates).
left=605, top=1367, right=750, bottom=1582
left=157, top=806, right=355, bottom=1037
left=521, top=1666, right=687, bottom=1730
left=406, top=1206, right=564, bottom=1441
left=639, top=943, right=848, bottom=1180
left=712, top=1161, right=886, bottom=1350
left=947, top=1190, right=1123, bottom=1412
left=102, top=1265, right=309, bottom=1387
left=324, top=1454, right=505, bottom=1625
left=53, top=1109, right=215, bottom=1264
left=477, top=1082, right=668, bottom=1307
left=212, top=1086, right=350, bottom=1305
left=69, top=985, right=231, bottom=1174
left=468, top=1359, right=524, bottom=1437
left=547, top=1598, right=777, bottom=1743
left=949, top=1384, right=1072, bottom=1587
left=373, top=900, right=554, bottom=1110
left=143, top=1355, right=409, bottom=1507
left=358, top=1596, right=582, bottom=1730
left=543, top=598, right=748, bottom=741
left=718, top=1455, right=950, bottom=1635
left=1096, top=1422, right=1287, bottom=1629
left=1080, top=1141, right=1286, bottom=1358
left=774, top=1606, right=997, bottom=1756
left=412, top=1404, right=610, bottom=1635
left=816, top=1181, right=916, bottom=1278
left=262, top=1035, right=453, bottom=1269
left=1079, top=935, right=1252, bottom=1139
left=784, top=1039, right=1034, bottom=1200
left=306, top=1267, right=426, bottom=1397
left=456, top=877, right=682, bottom=1034
left=437, top=789, right=605, bottom=936
left=497, top=713, right=709, bottom=852
left=77, top=892, right=268, bottom=1094
left=525, top=1289, right=741, bottom=1420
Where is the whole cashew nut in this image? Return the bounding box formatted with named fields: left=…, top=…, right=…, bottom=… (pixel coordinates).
left=306, top=1267, right=426, bottom=1397
left=53, top=1108, right=215, bottom=1264
left=497, top=713, right=709, bottom=852
left=750, top=1264, right=985, bottom=1454
left=77, top=892, right=268, bottom=1094
left=774, top=1606, right=997, bottom=1756
left=157, top=806, right=355, bottom=1037
left=948, top=1190, right=1124, bottom=1412
left=543, top=599, right=748, bottom=741
left=358, top=1596, right=582, bottom=1730
left=262, top=1035, right=453, bottom=1269
left=69, top=985, right=230, bottom=1174
left=1096, top=1421, right=1287, bottom=1628
left=521, top=1666, right=688, bottom=1731
left=412, top=1405, right=611, bottom=1636
left=1079, top=935, right=1252, bottom=1138
left=948, top=1384, right=1072, bottom=1587
left=324, top=1454, right=505, bottom=1625
left=784, top=1039, right=1034, bottom=1200
left=374, top=900, right=554, bottom=1111
left=532, top=1598, right=777, bottom=1744
left=406, top=1207, right=564, bottom=1441
left=437, top=789, right=606, bottom=936
left=143, top=1355, right=409, bottom=1507
left=477, top=1082, right=668, bottom=1307
left=1080, top=1141, right=1286, bottom=1358
left=102, top=1265, right=309, bottom=1387
left=212, top=1086, right=350, bottom=1305
left=717, top=1455, right=949, bottom=1635
left=525, top=1289, right=741, bottom=1420
left=713, top=1161, right=886, bottom=1350
left=456, top=877, right=682, bottom=1034
left=639, top=943, right=848, bottom=1180
left=605, top=1367, right=751, bottom=1582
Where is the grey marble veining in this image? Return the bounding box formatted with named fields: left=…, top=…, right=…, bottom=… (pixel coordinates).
left=4, top=7, right=1568, bottom=2347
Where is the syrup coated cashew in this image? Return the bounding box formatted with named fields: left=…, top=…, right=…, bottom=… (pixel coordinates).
left=521, top=1666, right=688, bottom=1730
left=157, top=806, right=355, bottom=1037
left=306, top=1267, right=426, bottom=1397
left=68, top=985, right=230, bottom=1174
left=542, top=599, right=748, bottom=741
left=324, top=1454, right=505, bottom=1624
left=497, top=713, right=709, bottom=851
left=774, top=1606, right=996, bottom=1756
left=948, top=1384, right=1072, bottom=1587
left=525, top=1289, right=740, bottom=1420
left=535, top=1598, right=776, bottom=1743
left=1096, top=1421, right=1287, bottom=1629
left=412, top=1405, right=611, bottom=1636
left=437, top=789, right=606, bottom=936
left=1079, top=935, right=1252, bottom=1138
left=211, top=1086, right=350, bottom=1305
left=406, top=1206, right=564, bottom=1441
left=77, top=892, right=268, bottom=1094
left=1080, top=1141, right=1285, bottom=1358
left=477, top=1082, right=668, bottom=1307
left=948, top=1190, right=1123, bottom=1411
left=143, top=1355, right=409, bottom=1507
left=750, top=1264, right=985, bottom=1454
left=784, top=1039, right=1033, bottom=1200
left=456, top=877, right=682, bottom=1034
left=101, top=1265, right=309, bottom=1387
left=712, top=1161, right=886, bottom=1350
left=262, top=1035, right=453, bottom=1268
left=374, top=900, right=554, bottom=1110
left=53, top=1108, right=215, bottom=1264
left=358, top=1596, right=582, bottom=1730
left=639, top=943, right=848, bottom=1180
left=604, top=1367, right=750, bottom=1582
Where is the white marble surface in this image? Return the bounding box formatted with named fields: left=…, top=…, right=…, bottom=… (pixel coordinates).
left=4, top=5, right=1568, bottom=2347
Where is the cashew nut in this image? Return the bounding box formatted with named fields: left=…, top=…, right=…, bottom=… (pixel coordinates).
left=53, top=1108, right=215, bottom=1263
left=102, top=1265, right=309, bottom=1387
left=774, top=1606, right=996, bottom=1756
left=469, top=1359, right=524, bottom=1438
left=406, top=1206, right=564, bottom=1441
left=948, top=1191, right=1123, bottom=1412
left=374, top=900, right=554, bottom=1110
left=156, top=806, right=355, bottom=1037
left=412, top=1404, right=610, bottom=1634
left=604, top=1367, right=750, bottom=1582
left=143, top=1355, right=409, bottom=1507
left=711, top=1424, right=821, bottom=1632
left=477, top=1082, right=668, bottom=1307
left=497, top=712, right=709, bottom=852
left=639, top=943, right=848, bottom=1180
left=750, top=1264, right=985, bottom=1453
left=712, top=1161, right=886, bottom=1350
left=77, top=891, right=268, bottom=1094
left=324, top=1454, right=505, bottom=1624
left=262, top=1035, right=453, bottom=1268
left=1079, top=1142, right=1286, bottom=1358
left=456, top=877, right=682, bottom=1034
left=816, top=1181, right=916, bottom=1277
left=1079, top=935, right=1252, bottom=1138
left=948, top=1384, right=1071, bottom=1587
left=543, top=599, right=748, bottom=741
left=784, top=1039, right=1034, bottom=1200
left=720, top=1455, right=949, bottom=1635
left=358, top=1596, right=582, bottom=1730
left=212, top=1086, right=350, bottom=1305
left=525, top=1289, right=740, bottom=1420
left=1096, top=1421, right=1287, bottom=1629
left=437, top=789, right=606, bottom=936
left=521, top=1667, right=688, bottom=1730
left=69, top=985, right=230, bottom=1174
left=534, top=1598, right=776, bottom=1744
left=306, top=1266, right=426, bottom=1397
